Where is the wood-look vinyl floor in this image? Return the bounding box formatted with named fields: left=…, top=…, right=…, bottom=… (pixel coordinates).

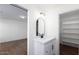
left=0, top=39, right=27, bottom=55
left=60, top=44, right=78, bottom=55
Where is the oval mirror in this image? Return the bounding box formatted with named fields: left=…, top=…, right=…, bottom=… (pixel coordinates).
left=36, top=17, right=45, bottom=38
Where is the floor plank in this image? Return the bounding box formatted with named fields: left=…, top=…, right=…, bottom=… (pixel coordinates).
left=0, top=39, right=27, bottom=55
left=60, top=44, right=78, bottom=55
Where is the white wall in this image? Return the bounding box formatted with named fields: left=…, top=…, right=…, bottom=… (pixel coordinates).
left=37, top=5, right=59, bottom=54
left=19, top=4, right=59, bottom=55
left=0, top=18, right=27, bottom=43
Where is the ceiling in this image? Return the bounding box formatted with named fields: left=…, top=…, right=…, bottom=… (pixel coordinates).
left=55, top=4, right=79, bottom=14
left=0, top=4, right=27, bottom=22
left=18, top=4, right=79, bottom=14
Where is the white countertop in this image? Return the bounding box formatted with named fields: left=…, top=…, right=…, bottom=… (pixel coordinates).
left=34, top=37, right=56, bottom=43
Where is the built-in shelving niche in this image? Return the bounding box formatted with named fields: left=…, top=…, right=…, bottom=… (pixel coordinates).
left=60, top=10, right=79, bottom=42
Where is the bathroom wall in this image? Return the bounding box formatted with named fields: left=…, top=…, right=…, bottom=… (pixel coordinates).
left=19, top=4, right=59, bottom=55
left=37, top=5, right=59, bottom=54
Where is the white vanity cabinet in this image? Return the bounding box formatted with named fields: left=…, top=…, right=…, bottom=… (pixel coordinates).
left=34, top=38, right=56, bottom=55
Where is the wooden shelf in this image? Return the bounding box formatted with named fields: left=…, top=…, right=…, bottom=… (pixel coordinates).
left=62, top=35, right=79, bottom=40
left=63, top=28, right=79, bottom=30
left=62, top=37, right=79, bottom=40
left=62, top=16, right=79, bottom=21
left=62, top=32, right=79, bottom=35
left=63, top=22, right=79, bottom=25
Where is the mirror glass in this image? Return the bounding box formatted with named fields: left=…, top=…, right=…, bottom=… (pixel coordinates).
left=36, top=17, right=45, bottom=38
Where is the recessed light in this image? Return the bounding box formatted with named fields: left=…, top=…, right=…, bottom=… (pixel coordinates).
left=19, top=15, right=26, bottom=19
